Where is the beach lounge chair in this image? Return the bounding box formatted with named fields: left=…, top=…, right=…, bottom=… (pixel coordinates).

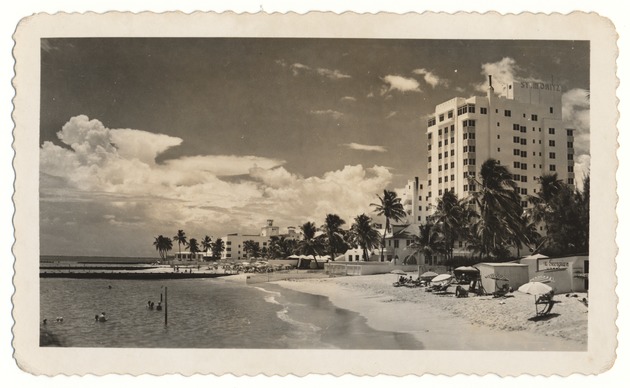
left=535, top=293, right=556, bottom=316
left=492, top=284, right=510, bottom=298
left=432, top=283, right=450, bottom=294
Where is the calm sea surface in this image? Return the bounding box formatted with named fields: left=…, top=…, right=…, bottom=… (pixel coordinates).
left=40, top=277, right=423, bottom=349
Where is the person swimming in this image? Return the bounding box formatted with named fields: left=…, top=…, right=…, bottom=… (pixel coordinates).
left=98, top=312, right=107, bottom=322
left=156, top=302, right=162, bottom=311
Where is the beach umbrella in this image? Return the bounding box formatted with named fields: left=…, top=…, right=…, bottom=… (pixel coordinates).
left=390, top=269, right=406, bottom=275
left=518, top=281, right=553, bottom=295
left=485, top=273, right=509, bottom=281
left=420, top=271, right=439, bottom=280
left=530, top=275, right=554, bottom=283
left=454, top=266, right=478, bottom=272
left=431, top=274, right=453, bottom=283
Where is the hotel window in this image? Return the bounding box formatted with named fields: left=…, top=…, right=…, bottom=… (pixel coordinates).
left=521, top=163, right=527, bottom=170
left=463, top=159, right=468, bottom=166
left=469, top=158, right=476, bottom=165
left=227, top=241, right=232, bottom=245
left=523, top=113, right=526, bottom=118
left=521, top=188, right=528, bottom=195
left=550, top=152, right=556, bottom=159
left=514, top=149, right=520, bottom=156
left=480, top=107, right=487, bottom=114
left=568, top=154, right=574, bottom=160
left=439, top=189, right=443, bottom=195
left=464, top=184, right=469, bottom=191
left=550, top=107, right=554, bottom=114
left=451, top=162, right=455, bottom=168
left=226, top=247, right=232, bottom=251
left=428, top=144, right=432, bottom=151
left=448, top=110, right=453, bottom=119
left=531, top=114, right=538, bottom=121
left=497, top=135, right=501, bottom=139
left=451, top=136, right=455, bottom=143
left=497, top=122, right=500, bottom=127
left=469, top=133, right=476, bottom=139
left=444, top=152, right=448, bottom=158
left=438, top=164, right=442, bottom=171
left=520, top=139, right=526, bottom=145
left=568, top=142, right=573, bottom=148
left=468, top=105, right=476, bottom=113
left=513, top=136, right=520, bottom=143
left=444, top=176, right=448, bottom=182
left=428, top=156, right=432, bottom=162
left=504, top=109, right=512, bottom=117
left=394, top=240, right=400, bottom=248
left=497, top=147, right=501, bottom=152
left=438, top=129, right=442, bottom=136
left=514, top=161, right=521, bottom=169
left=568, top=178, right=575, bottom=185
left=513, top=123, right=520, bottom=131
left=496, top=109, right=499, bottom=113
left=428, top=168, right=432, bottom=174
left=428, top=179, right=432, bottom=185
left=444, top=139, right=448, bottom=145
left=428, top=133, right=432, bottom=139
left=439, top=114, right=444, bottom=122
left=469, top=184, right=476, bottom=191
left=521, top=126, right=527, bottom=133
left=450, top=150, right=455, bottom=156
left=463, top=133, right=468, bottom=140
left=451, top=125, right=455, bottom=132
left=451, top=174, right=455, bottom=181
left=549, top=140, right=556, bottom=147
left=428, top=117, right=436, bottom=127
left=567, top=129, right=574, bottom=136
left=549, top=128, right=555, bottom=135
left=568, top=166, right=574, bottom=172
left=513, top=174, right=520, bottom=181
left=438, top=177, right=442, bottom=183
left=444, top=163, right=448, bottom=170
left=438, top=141, right=442, bottom=147
left=550, top=164, right=556, bottom=171
left=521, top=176, right=528, bottom=183
left=521, top=201, right=528, bottom=208
left=521, top=151, right=527, bottom=157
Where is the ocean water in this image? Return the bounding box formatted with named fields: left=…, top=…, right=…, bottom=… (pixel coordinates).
left=40, top=278, right=423, bottom=349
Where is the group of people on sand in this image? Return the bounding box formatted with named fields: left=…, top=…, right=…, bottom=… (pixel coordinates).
left=173, top=266, right=195, bottom=273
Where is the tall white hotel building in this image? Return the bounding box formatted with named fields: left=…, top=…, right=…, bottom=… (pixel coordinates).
left=405, top=76, right=575, bottom=224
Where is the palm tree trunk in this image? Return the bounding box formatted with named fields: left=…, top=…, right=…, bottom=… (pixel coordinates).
left=381, top=217, right=389, bottom=262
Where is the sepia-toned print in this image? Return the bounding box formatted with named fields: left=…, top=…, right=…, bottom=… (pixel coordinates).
left=12, top=11, right=618, bottom=376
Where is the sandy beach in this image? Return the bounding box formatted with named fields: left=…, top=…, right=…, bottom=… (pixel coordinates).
left=273, top=273, right=588, bottom=351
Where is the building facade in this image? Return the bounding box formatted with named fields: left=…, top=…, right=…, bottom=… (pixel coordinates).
left=424, top=77, right=574, bottom=211
left=221, top=220, right=299, bottom=260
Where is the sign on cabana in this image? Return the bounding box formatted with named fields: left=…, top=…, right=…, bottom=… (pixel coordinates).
left=538, top=259, right=571, bottom=271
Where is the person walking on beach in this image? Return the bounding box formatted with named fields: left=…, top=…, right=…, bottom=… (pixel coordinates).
left=156, top=302, right=162, bottom=311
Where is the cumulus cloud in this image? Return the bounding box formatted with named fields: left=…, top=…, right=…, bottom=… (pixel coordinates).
left=286, top=62, right=351, bottom=80
left=342, top=143, right=387, bottom=153
left=474, top=57, right=543, bottom=97
left=562, top=88, right=591, bottom=189
left=381, top=75, right=421, bottom=94
left=40, top=115, right=394, bottom=256
left=310, top=109, right=344, bottom=120
left=412, top=68, right=449, bottom=88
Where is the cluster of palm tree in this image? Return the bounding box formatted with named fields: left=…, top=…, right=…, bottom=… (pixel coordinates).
left=152, top=230, right=225, bottom=261
left=407, top=159, right=590, bottom=263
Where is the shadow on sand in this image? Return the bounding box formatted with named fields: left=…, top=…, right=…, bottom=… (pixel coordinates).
left=528, top=313, right=560, bottom=322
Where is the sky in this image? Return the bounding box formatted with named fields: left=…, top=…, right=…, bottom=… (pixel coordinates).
left=39, top=39, right=590, bottom=257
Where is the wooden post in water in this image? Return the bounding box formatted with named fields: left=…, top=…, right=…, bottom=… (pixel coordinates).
left=164, top=286, right=168, bottom=326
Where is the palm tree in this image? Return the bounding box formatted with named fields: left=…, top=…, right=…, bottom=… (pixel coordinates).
left=152, top=235, right=173, bottom=260
left=528, top=173, right=564, bottom=225
left=349, top=214, right=381, bottom=261
left=297, top=221, right=325, bottom=266
left=212, top=238, right=225, bottom=260
left=201, top=235, right=213, bottom=258
left=430, top=190, right=469, bottom=262
left=268, top=236, right=297, bottom=259
left=173, top=229, right=188, bottom=258
left=322, top=214, right=347, bottom=261
left=243, top=240, right=261, bottom=259
left=187, top=238, right=200, bottom=260
left=467, top=159, right=527, bottom=260
left=371, top=190, right=407, bottom=261
left=405, top=223, right=441, bottom=265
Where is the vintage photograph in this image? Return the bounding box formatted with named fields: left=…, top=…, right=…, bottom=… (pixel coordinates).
left=38, top=37, right=590, bottom=350
left=10, top=11, right=617, bottom=376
